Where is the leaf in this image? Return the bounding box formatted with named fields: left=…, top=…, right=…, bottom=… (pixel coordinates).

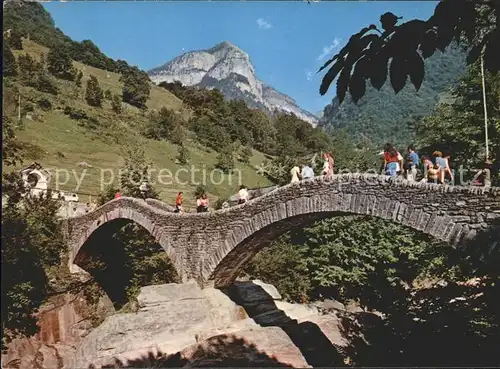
left=349, top=58, right=369, bottom=104
left=319, top=61, right=344, bottom=96
left=380, top=12, right=401, bottom=33
left=420, top=30, right=437, bottom=59
left=389, top=56, right=407, bottom=94
left=407, top=52, right=425, bottom=91
left=317, top=54, right=339, bottom=74
left=336, top=66, right=352, bottom=104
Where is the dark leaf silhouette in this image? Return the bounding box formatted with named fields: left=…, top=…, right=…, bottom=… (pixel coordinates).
left=336, top=67, right=351, bottom=103
left=319, top=60, right=344, bottom=95
left=317, top=0, right=497, bottom=104
left=380, top=12, right=401, bottom=33
left=466, top=43, right=483, bottom=65
left=349, top=58, right=369, bottom=103
left=369, top=54, right=389, bottom=90
left=389, top=56, right=407, bottom=94
left=420, top=30, right=438, bottom=59
left=407, top=52, right=425, bottom=91
left=317, top=55, right=339, bottom=74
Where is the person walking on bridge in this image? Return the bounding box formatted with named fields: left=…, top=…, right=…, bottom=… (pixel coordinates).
left=237, top=185, right=249, bottom=204
left=290, top=163, right=301, bottom=183
left=175, top=191, right=183, bottom=213
left=301, top=163, right=315, bottom=180
left=196, top=193, right=209, bottom=213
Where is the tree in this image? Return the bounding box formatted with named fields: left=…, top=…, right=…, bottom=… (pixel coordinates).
left=144, top=107, right=184, bottom=144
left=111, top=94, right=122, bottom=113
left=216, top=147, right=235, bottom=173
left=415, top=62, right=500, bottom=169
left=75, top=70, right=83, bottom=87
left=2, top=44, right=18, bottom=77
left=317, top=0, right=499, bottom=103
left=85, top=75, right=103, bottom=107
left=240, top=145, right=253, bottom=164
left=17, top=53, right=39, bottom=81
left=176, top=144, right=190, bottom=165
left=2, top=116, right=22, bottom=167
left=47, top=47, right=75, bottom=80
left=120, top=68, right=151, bottom=109
left=7, top=31, right=23, bottom=50
left=34, top=74, right=58, bottom=95
left=119, top=145, right=158, bottom=199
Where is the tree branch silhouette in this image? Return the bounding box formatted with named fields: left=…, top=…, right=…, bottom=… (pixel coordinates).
left=318, top=0, right=499, bottom=104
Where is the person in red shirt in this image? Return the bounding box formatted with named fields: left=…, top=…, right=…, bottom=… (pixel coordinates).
left=114, top=191, right=121, bottom=199
left=175, top=192, right=183, bottom=213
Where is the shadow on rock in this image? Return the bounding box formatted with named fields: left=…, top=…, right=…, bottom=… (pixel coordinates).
left=91, top=335, right=293, bottom=368
left=222, top=281, right=345, bottom=367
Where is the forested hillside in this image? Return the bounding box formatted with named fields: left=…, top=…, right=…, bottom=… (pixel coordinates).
left=319, top=45, right=466, bottom=150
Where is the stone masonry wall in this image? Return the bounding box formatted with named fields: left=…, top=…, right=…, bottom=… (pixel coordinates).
left=64, top=174, right=500, bottom=288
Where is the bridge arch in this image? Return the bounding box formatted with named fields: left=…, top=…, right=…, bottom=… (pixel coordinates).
left=64, top=175, right=500, bottom=288
left=203, top=175, right=500, bottom=287
left=65, top=198, right=182, bottom=278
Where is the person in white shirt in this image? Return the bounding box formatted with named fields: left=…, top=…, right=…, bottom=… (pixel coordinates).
left=290, top=164, right=301, bottom=183
left=237, top=185, right=249, bottom=204
left=301, top=164, right=315, bottom=179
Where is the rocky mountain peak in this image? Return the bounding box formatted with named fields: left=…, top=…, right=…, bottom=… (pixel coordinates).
left=148, top=41, right=318, bottom=125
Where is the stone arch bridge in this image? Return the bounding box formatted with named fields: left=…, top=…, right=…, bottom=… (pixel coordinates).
left=63, top=174, right=500, bottom=288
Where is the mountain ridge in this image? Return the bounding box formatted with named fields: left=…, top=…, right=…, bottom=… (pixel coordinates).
left=148, top=41, right=319, bottom=125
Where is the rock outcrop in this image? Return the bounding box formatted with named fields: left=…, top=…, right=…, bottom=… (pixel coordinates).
left=71, top=280, right=379, bottom=368
left=148, top=41, right=318, bottom=125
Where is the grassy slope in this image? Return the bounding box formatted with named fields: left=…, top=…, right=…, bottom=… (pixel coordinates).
left=9, top=40, right=272, bottom=209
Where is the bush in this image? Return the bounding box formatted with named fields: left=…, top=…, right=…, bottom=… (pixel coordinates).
left=34, top=74, right=58, bottom=95
left=75, top=70, right=83, bottom=87
left=111, top=94, right=122, bottom=113
left=120, top=68, right=150, bottom=109
left=2, top=44, right=18, bottom=77
left=176, top=145, right=190, bottom=165
left=216, top=147, right=235, bottom=173
left=47, top=47, right=75, bottom=81
left=193, top=185, right=207, bottom=198
left=64, top=106, right=88, bottom=120
left=104, top=89, right=112, bottom=100
left=38, top=98, right=52, bottom=111
left=85, top=75, right=103, bottom=107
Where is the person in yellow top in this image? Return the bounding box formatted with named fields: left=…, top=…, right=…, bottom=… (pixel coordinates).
left=290, top=164, right=301, bottom=183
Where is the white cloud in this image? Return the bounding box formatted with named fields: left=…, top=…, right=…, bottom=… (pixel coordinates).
left=305, top=69, right=313, bottom=81
left=317, top=38, right=341, bottom=61
left=256, top=18, right=272, bottom=30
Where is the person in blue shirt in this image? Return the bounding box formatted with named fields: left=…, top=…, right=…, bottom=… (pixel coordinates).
left=407, top=145, right=420, bottom=181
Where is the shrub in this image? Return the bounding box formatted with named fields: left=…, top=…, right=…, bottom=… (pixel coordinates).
left=38, top=98, right=52, bottom=111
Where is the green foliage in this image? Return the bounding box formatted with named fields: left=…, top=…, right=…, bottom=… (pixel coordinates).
left=38, top=98, right=52, bottom=111
left=245, top=216, right=459, bottom=309
left=7, top=32, right=23, bottom=50
left=240, top=145, right=253, bottom=164
left=176, top=144, right=190, bottom=165
left=75, top=70, right=83, bottom=87
left=3, top=44, right=18, bottom=77
left=119, top=145, right=158, bottom=199
left=34, top=73, right=58, bottom=95
left=18, top=53, right=40, bottom=82
left=47, top=47, right=75, bottom=81
left=2, top=116, right=23, bottom=167
left=120, top=68, right=151, bottom=109
left=193, top=185, right=207, bottom=198
left=111, top=94, right=122, bottom=113
left=79, top=222, right=179, bottom=309
left=320, top=46, right=466, bottom=149
left=415, top=62, right=500, bottom=172
left=3, top=2, right=138, bottom=75
left=216, top=147, right=235, bottom=173
left=1, top=176, right=66, bottom=341
left=144, top=107, right=184, bottom=144
left=85, top=75, right=104, bottom=107
left=245, top=235, right=311, bottom=302
left=96, top=185, right=120, bottom=206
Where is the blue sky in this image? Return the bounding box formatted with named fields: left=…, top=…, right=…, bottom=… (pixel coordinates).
left=44, top=1, right=437, bottom=114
